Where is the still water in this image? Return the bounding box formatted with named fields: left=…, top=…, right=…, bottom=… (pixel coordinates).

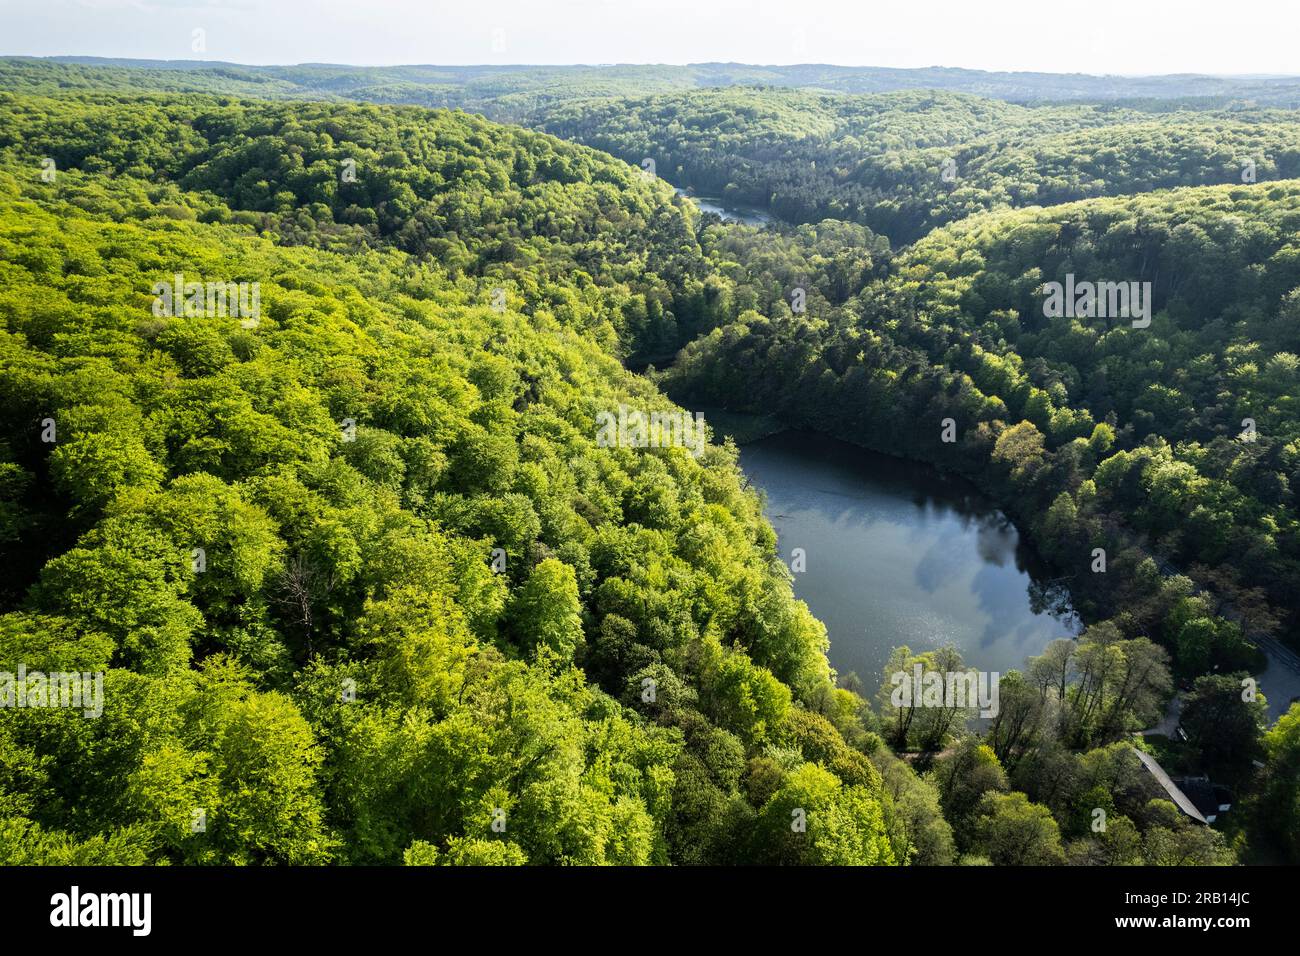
left=739, top=431, right=1078, bottom=695
left=674, top=187, right=773, bottom=227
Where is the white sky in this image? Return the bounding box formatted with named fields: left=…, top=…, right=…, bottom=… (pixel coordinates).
left=1, top=0, right=1296, bottom=76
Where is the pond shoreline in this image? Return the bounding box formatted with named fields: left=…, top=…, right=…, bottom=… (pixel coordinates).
left=707, top=407, right=1299, bottom=724
left=735, top=426, right=1079, bottom=695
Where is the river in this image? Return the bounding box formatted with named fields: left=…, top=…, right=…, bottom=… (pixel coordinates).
left=738, top=430, right=1079, bottom=696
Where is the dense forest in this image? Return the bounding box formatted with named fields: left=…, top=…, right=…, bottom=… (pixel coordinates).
left=0, top=89, right=904, bottom=865
left=11, top=58, right=1300, bottom=243
left=10, top=57, right=1300, bottom=109
left=547, top=92, right=1300, bottom=241
left=1, top=58, right=1298, bottom=866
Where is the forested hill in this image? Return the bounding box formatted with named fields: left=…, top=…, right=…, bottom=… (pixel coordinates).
left=0, top=92, right=914, bottom=865
left=10, top=57, right=1300, bottom=108
left=533, top=89, right=1300, bottom=242
left=0, top=90, right=691, bottom=277
left=0, top=89, right=775, bottom=361
left=9, top=60, right=1300, bottom=249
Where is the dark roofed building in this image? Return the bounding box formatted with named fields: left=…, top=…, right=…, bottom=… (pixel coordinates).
left=1173, top=777, right=1233, bottom=824
left=1132, top=748, right=1223, bottom=825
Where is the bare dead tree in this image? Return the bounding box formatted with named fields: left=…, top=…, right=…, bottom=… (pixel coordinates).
left=272, top=552, right=336, bottom=659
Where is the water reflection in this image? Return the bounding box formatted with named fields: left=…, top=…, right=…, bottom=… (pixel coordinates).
left=673, top=187, right=773, bottom=227
left=738, top=430, right=1079, bottom=694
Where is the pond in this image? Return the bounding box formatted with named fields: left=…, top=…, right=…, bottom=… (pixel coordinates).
left=738, top=430, right=1079, bottom=696
left=673, top=187, right=773, bottom=227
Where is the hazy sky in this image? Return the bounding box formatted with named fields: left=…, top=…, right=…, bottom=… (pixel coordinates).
left=2, top=0, right=1297, bottom=76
